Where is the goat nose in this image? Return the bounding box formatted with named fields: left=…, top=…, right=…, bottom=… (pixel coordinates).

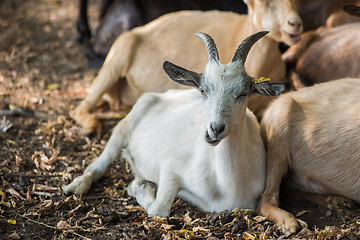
left=288, top=18, right=302, bottom=29
left=210, top=123, right=225, bottom=137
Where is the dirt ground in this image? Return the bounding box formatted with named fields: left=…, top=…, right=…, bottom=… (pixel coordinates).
left=0, top=0, right=359, bottom=239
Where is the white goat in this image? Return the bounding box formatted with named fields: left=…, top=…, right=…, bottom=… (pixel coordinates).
left=63, top=31, right=285, bottom=217
left=257, top=78, right=360, bottom=235
left=71, top=0, right=302, bottom=135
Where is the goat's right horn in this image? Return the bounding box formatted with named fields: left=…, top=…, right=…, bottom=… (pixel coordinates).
left=195, top=32, right=220, bottom=63
left=231, top=31, right=269, bottom=64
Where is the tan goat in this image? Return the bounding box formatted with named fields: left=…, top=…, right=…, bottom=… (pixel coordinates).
left=71, top=0, right=302, bottom=135
left=257, top=78, right=360, bottom=235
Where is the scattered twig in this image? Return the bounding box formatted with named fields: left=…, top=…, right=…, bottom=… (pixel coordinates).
left=2, top=173, right=61, bottom=178
left=32, top=191, right=56, bottom=197
left=0, top=107, right=54, bottom=119
left=0, top=117, right=12, bottom=133
left=15, top=213, right=92, bottom=240
left=16, top=213, right=56, bottom=229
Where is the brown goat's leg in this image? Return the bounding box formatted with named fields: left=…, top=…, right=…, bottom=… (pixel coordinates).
left=71, top=31, right=138, bottom=135
left=70, top=100, right=103, bottom=136
left=257, top=140, right=307, bottom=235
left=287, top=189, right=356, bottom=212
left=71, top=71, right=119, bottom=135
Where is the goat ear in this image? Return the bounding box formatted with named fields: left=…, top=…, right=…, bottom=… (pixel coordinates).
left=163, top=61, right=201, bottom=88
left=251, top=80, right=285, bottom=96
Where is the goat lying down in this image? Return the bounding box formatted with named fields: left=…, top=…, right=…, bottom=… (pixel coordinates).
left=298, top=0, right=360, bottom=31
left=71, top=0, right=302, bottom=135
left=257, top=78, right=360, bottom=235
left=283, top=5, right=360, bottom=89
left=63, top=31, right=285, bottom=217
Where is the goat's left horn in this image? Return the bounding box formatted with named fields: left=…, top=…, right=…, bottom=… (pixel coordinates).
left=195, top=32, right=219, bottom=63
left=231, top=31, right=269, bottom=64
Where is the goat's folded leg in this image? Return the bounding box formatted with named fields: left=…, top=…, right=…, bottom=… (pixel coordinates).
left=146, top=174, right=180, bottom=218
left=288, top=190, right=356, bottom=212
left=127, top=178, right=156, bottom=210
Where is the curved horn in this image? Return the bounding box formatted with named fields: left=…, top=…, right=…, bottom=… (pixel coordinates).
left=195, top=32, right=219, bottom=62
left=231, top=31, right=269, bottom=64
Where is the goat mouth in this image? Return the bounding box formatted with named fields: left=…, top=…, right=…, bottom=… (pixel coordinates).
left=285, top=31, right=301, bottom=43
left=205, top=131, right=220, bottom=146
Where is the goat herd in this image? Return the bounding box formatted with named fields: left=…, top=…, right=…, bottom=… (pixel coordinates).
left=63, top=0, right=360, bottom=236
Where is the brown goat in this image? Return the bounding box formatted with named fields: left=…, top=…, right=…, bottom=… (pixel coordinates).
left=298, top=0, right=360, bottom=30
left=257, top=78, right=360, bottom=235
left=71, top=0, right=302, bottom=135
left=283, top=5, right=360, bottom=89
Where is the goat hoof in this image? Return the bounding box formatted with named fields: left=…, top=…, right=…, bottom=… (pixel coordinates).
left=147, top=205, right=170, bottom=218
left=326, top=195, right=356, bottom=212
left=296, top=218, right=308, bottom=230
left=62, top=173, right=93, bottom=195
left=70, top=109, right=103, bottom=136
left=279, top=215, right=307, bottom=237
left=81, top=122, right=103, bottom=138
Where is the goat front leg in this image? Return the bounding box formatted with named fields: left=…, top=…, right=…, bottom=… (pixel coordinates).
left=256, top=142, right=307, bottom=236
left=63, top=122, right=125, bottom=194
left=146, top=174, right=180, bottom=218
left=71, top=64, right=123, bottom=135
left=70, top=100, right=103, bottom=136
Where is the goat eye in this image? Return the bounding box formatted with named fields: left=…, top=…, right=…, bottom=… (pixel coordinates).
left=200, top=90, right=206, bottom=95
left=236, top=94, right=247, bottom=101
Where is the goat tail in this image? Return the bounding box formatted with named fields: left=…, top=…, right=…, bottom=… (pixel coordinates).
left=63, top=118, right=129, bottom=195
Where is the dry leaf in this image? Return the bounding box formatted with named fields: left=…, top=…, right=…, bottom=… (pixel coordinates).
left=8, top=232, right=21, bottom=240
left=26, top=188, right=32, bottom=201
left=253, top=215, right=267, bottom=222
left=15, top=155, right=23, bottom=166
left=183, top=212, right=192, bottom=224
left=243, top=232, right=256, bottom=240
left=296, top=210, right=310, bottom=217
left=47, top=83, right=60, bottom=90
left=8, top=188, right=26, bottom=200
left=8, top=219, right=17, bottom=224
left=0, top=188, right=6, bottom=201
left=56, top=220, right=71, bottom=229
left=39, top=200, right=53, bottom=212
left=2, top=179, right=9, bottom=185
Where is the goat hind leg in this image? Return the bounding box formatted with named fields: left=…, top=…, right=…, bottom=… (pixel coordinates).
left=146, top=174, right=180, bottom=218
left=288, top=190, right=356, bottom=212
left=122, top=149, right=156, bottom=210
left=127, top=178, right=156, bottom=210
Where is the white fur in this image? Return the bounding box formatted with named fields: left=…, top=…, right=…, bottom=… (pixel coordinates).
left=64, top=87, right=266, bottom=216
